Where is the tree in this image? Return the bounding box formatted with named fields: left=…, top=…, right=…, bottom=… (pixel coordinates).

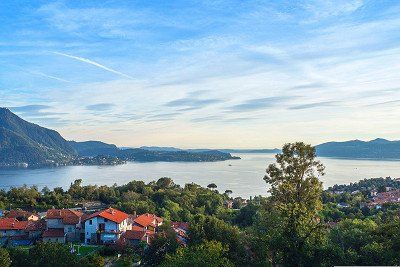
left=162, top=241, right=233, bottom=267
left=263, top=142, right=325, bottom=266
left=79, top=253, right=105, bottom=267
left=142, top=228, right=179, bottom=266
left=29, top=242, right=78, bottom=267
left=8, top=247, right=29, bottom=266
left=189, top=215, right=248, bottom=265
left=224, top=190, right=232, bottom=196
left=207, top=183, right=217, bottom=190
left=156, top=177, right=175, bottom=189
left=0, top=248, right=10, bottom=267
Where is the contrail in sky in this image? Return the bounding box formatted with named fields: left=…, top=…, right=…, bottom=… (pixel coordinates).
left=30, top=70, right=71, bottom=83
left=53, top=51, right=134, bottom=79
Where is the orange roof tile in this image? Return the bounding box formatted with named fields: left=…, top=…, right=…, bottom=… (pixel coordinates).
left=46, top=209, right=83, bottom=225
left=5, top=210, right=37, bottom=220
left=83, top=208, right=129, bottom=224
left=0, top=218, right=29, bottom=230
left=134, top=213, right=163, bottom=228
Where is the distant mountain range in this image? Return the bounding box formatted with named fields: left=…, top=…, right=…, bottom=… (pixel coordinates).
left=315, top=138, right=400, bottom=160
left=138, top=146, right=281, bottom=154
left=139, top=140, right=400, bottom=160
left=2, top=107, right=400, bottom=168
left=0, top=108, right=239, bottom=168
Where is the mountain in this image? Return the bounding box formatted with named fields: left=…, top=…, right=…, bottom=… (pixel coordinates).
left=69, top=141, right=119, bottom=157
left=316, top=138, right=400, bottom=159
left=0, top=108, right=76, bottom=167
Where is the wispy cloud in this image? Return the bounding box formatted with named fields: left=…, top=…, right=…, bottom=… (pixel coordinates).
left=10, top=105, right=51, bottom=113
left=365, top=99, right=400, bottom=107
left=86, top=103, right=116, bottom=111
left=288, top=101, right=339, bottom=110
left=28, top=70, right=71, bottom=83
left=291, top=82, right=326, bottom=90
left=53, top=52, right=134, bottom=79
left=228, top=96, right=297, bottom=112
left=165, top=97, right=222, bottom=110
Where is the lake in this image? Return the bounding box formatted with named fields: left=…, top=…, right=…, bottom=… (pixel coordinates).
left=0, top=153, right=399, bottom=198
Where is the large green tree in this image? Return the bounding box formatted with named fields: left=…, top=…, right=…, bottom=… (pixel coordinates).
left=29, top=242, right=78, bottom=267
left=162, top=241, right=233, bottom=267
left=263, top=142, right=325, bottom=266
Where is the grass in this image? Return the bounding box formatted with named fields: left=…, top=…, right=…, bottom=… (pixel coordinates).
left=74, top=244, right=100, bottom=257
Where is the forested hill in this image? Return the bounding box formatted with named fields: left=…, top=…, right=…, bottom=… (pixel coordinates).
left=69, top=141, right=120, bottom=157
left=316, top=138, right=400, bottom=159
left=71, top=143, right=240, bottom=162
left=0, top=108, right=76, bottom=168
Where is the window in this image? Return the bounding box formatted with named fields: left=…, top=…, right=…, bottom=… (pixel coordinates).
left=89, top=220, right=92, bottom=225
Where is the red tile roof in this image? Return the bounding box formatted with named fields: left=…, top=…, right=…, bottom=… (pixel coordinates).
left=124, top=230, right=146, bottom=240
left=5, top=210, right=37, bottom=220
left=46, top=209, right=83, bottom=225
left=83, top=208, right=129, bottom=224
left=123, top=229, right=155, bottom=242
left=134, top=213, right=163, bottom=228
left=0, top=218, right=29, bottom=230
left=43, top=229, right=65, bottom=238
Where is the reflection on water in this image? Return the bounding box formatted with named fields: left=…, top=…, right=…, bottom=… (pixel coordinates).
left=0, top=153, right=399, bottom=198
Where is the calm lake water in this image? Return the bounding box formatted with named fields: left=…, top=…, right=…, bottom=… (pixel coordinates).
left=0, top=153, right=399, bottom=198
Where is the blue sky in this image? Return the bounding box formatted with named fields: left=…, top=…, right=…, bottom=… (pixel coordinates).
left=1, top=0, right=400, bottom=148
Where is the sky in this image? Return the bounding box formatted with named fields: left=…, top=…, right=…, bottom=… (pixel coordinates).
left=1, top=0, right=400, bottom=148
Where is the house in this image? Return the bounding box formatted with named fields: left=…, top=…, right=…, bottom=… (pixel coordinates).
left=122, top=225, right=154, bottom=246
left=83, top=207, right=131, bottom=244
left=0, top=218, right=31, bottom=246
left=172, top=222, right=189, bottom=246
left=224, top=200, right=233, bottom=209
left=45, top=209, right=83, bottom=243
left=5, top=210, right=39, bottom=221
left=26, top=220, right=46, bottom=239
left=133, top=213, right=163, bottom=231
left=0, top=218, right=29, bottom=238
left=370, top=189, right=378, bottom=197
left=43, top=229, right=65, bottom=243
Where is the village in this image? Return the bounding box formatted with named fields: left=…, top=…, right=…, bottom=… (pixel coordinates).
left=0, top=206, right=188, bottom=250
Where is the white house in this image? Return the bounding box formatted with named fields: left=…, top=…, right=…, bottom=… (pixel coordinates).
left=83, top=208, right=131, bottom=244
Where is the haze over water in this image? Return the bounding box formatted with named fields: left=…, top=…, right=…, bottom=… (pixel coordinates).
left=0, top=153, right=399, bottom=198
